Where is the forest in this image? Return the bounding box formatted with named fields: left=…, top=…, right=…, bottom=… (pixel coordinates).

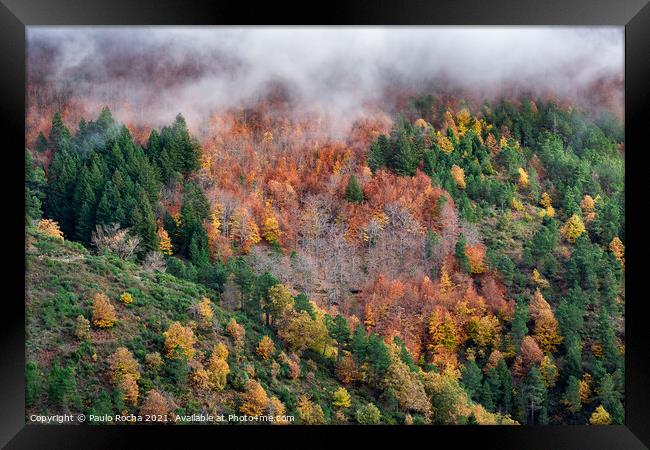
left=25, top=88, right=625, bottom=425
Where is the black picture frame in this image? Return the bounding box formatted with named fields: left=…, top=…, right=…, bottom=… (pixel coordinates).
left=1, top=1, right=648, bottom=448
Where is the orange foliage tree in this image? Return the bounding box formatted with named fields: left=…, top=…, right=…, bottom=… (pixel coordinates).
left=92, top=292, right=116, bottom=328
left=240, top=380, right=269, bottom=416
left=108, top=347, right=141, bottom=406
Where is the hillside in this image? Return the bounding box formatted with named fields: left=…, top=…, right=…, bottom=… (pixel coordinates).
left=25, top=227, right=513, bottom=425
left=25, top=89, right=625, bottom=426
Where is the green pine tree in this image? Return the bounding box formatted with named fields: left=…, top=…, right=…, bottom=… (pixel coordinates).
left=345, top=174, right=364, bottom=204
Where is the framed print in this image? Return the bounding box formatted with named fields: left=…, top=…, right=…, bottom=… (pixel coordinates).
left=1, top=0, right=649, bottom=448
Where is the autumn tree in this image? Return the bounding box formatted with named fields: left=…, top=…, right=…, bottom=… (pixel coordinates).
left=157, top=226, right=173, bottom=255
left=92, top=292, right=116, bottom=328
left=517, top=167, right=530, bottom=190
left=193, top=297, right=214, bottom=329
left=262, top=202, right=282, bottom=245
left=207, top=343, right=230, bottom=391
left=562, top=214, right=586, bottom=244
left=332, top=387, right=352, bottom=409
left=120, top=292, right=134, bottom=305
left=256, top=336, right=275, bottom=360
left=428, top=308, right=459, bottom=355
left=589, top=405, right=612, bottom=425
left=451, top=165, right=466, bottom=189
left=226, top=318, right=246, bottom=351
left=608, top=237, right=624, bottom=267
left=466, top=243, right=486, bottom=274
left=513, top=336, right=544, bottom=378
left=240, top=380, right=269, bottom=416
left=539, top=354, right=559, bottom=388
left=298, top=394, right=326, bottom=424
left=108, top=347, right=141, bottom=406
left=146, top=352, right=163, bottom=372
left=580, top=194, right=596, bottom=222
left=335, top=352, right=359, bottom=385
left=163, top=322, right=196, bottom=360
left=277, top=308, right=327, bottom=355
left=37, top=219, right=64, bottom=240
left=530, top=289, right=563, bottom=353
left=140, top=390, right=171, bottom=417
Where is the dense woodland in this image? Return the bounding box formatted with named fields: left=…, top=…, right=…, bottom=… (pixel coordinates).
left=25, top=94, right=625, bottom=425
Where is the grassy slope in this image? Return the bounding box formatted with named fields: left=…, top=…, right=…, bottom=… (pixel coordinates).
left=24, top=228, right=394, bottom=423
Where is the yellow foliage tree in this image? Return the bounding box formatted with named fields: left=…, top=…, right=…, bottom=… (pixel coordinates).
left=163, top=322, right=196, bottom=360
left=456, top=108, right=471, bottom=136
left=189, top=360, right=211, bottom=391
left=240, top=380, right=269, bottom=416
left=562, top=214, right=586, bottom=244
left=262, top=216, right=281, bottom=245
left=532, top=269, right=550, bottom=289
left=207, top=344, right=230, bottom=391
left=517, top=168, right=529, bottom=189
left=213, top=342, right=229, bottom=360
left=120, top=374, right=139, bottom=406
left=466, top=315, right=500, bottom=350
left=450, top=165, right=466, bottom=189
left=92, top=292, right=116, bottom=328
left=511, top=198, right=524, bottom=212
left=589, top=405, right=611, bottom=425
left=539, top=192, right=552, bottom=208
left=120, top=292, right=133, bottom=305
left=157, top=226, right=173, bottom=255
left=332, top=387, right=352, bottom=409
left=37, top=218, right=64, bottom=240
left=437, top=133, right=454, bottom=154
left=428, top=308, right=458, bottom=354
left=277, top=309, right=326, bottom=354
left=256, top=336, right=275, bottom=360
left=196, top=297, right=214, bottom=329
